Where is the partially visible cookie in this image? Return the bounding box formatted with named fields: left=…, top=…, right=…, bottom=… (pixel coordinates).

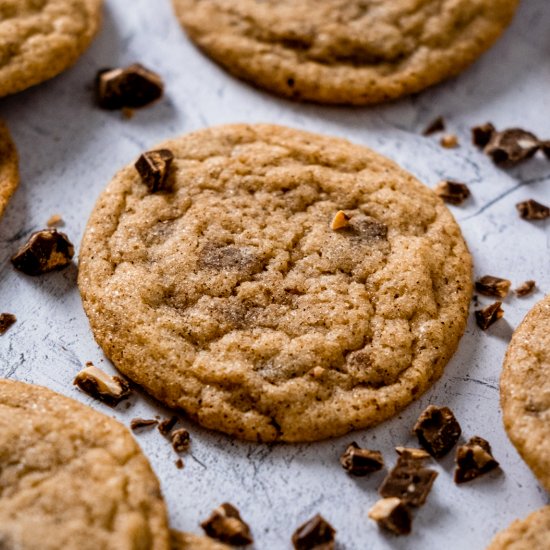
left=79, top=123, right=472, bottom=442
left=0, top=0, right=103, bottom=97
left=171, top=531, right=230, bottom=550
left=501, top=295, right=550, bottom=491
left=0, top=120, right=19, bottom=219
left=486, top=507, right=550, bottom=549
left=0, top=379, right=170, bottom=550
left=172, top=0, right=519, bottom=105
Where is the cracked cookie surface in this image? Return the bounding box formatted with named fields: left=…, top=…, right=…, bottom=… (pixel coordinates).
left=0, top=0, right=103, bottom=97
left=0, top=379, right=170, bottom=550
left=0, top=120, right=18, bottom=218
left=79, top=124, right=472, bottom=442
left=172, top=0, right=519, bottom=105
left=501, top=294, right=550, bottom=491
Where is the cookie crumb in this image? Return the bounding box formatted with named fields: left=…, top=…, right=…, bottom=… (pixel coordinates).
left=516, top=199, right=550, bottom=221
left=170, top=428, right=190, bottom=453
left=515, top=280, right=536, bottom=297
left=434, top=180, right=471, bottom=205
left=368, top=497, right=412, bottom=536
left=440, top=134, right=459, bottom=149
left=73, top=364, right=131, bottom=407
left=475, top=275, right=511, bottom=298
left=292, top=514, right=336, bottom=550
left=201, top=503, right=253, bottom=546
left=330, top=210, right=350, bottom=230
left=11, top=229, right=74, bottom=276
left=472, top=123, right=496, bottom=148
left=46, top=214, right=64, bottom=227
left=454, top=436, right=499, bottom=484
left=158, top=415, right=178, bottom=436
left=340, top=442, right=384, bottom=476
left=0, top=313, right=16, bottom=335
left=422, top=116, right=445, bottom=136
left=130, top=418, right=158, bottom=431
left=135, top=149, right=174, bottom=192
left=484, top=128, right=539, bottom=166
left=175, top=458, right=184, bottom=469
left=413, top=405, right=461, bottom=458
left=475, top=302, right=504, bottom=330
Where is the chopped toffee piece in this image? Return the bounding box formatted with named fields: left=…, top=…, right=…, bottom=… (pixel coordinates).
left=515, top=280, right=536, bottom=297
left=368, top=498, right=412, bottom=536
left=541, top=140, right=550, bottom=159
left=73, top=365, right=131, bottom=407
left=395, top=447, right=431, bottom=461
left=96, top=63, right=164, bottom=110
left=413, top=405, right=462, bottom=458
left=46, top=214, right=64, bottom=227
left=475, top=302, right=504, bottom=330
left=175, top=458, right=184, bottom=469
left=434, top=180, right=471, bottom=205
left=330, top=210, right=350, bottom=230
left=475, top=275, right=512, bottom=298
left=472, top=123, right=496, bottom=148
left=379, top=455, right=438, bottom=507
left=130, top=418, right=158, bottom=431
left=200, top=503, right=253, bottom=546
left=292, top=514, right=336, bottom=550
left=135, top=149, right=174, bottom=192
left=516, top=199, right=550, bottom=221
left=484, top=128, right=539, bottom=166
left=422, top=116, right=446, bottom=136
left=454, top=436, right=499, bottom=484
left=11, top=229, right=74, bottom=276
left=170, top=428, right=190, bottom=453
left=340, top=442, right=384, bottom=476
left=0, top=313, right=16, bottom=335
left=440, top=134, right=459, bottom=149
left=158, top=415, right=178, bottom=436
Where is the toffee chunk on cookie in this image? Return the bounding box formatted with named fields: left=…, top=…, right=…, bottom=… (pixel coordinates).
left=135, top=149, right=175, bottom=192
left=292, top=514, right=336, bottom=550
left=413, top=405, right=461, bottom=458
left=200, top=503, right=253, bottom=546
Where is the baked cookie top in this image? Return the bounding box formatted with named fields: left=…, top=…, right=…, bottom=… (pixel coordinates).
left=501, top=294, right=550, bottom=492
left=0, top=0, right=103, bottom=97
left=0, top=379, right=170, bottom=550
left=0, top=120, right=19, bottom=218
left=171, top=531, right=230, bottom=550
left=79, top=124, right=472, bottom=442
left=172, top=0, right=519, bottom=105
left=486, top=506, right=550, bottom=550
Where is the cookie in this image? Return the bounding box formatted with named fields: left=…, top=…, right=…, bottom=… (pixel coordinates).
left=0, top=379, right=170, bottom=550
left=0, top=120, right=19, bottom=219
left=79, top=124, right=473, bottom=442
left=171, top=531, right=230, bottom=550
left=0, top=0, right=103, bottom=98
left=172, top=0, right=519, bottom=105
left=486, top=507, right=550, bottom=550
left=500, top=294, right=550, bottom=491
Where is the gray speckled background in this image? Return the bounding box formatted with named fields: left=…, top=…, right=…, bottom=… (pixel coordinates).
left=1, top=1, right=549, bottom=548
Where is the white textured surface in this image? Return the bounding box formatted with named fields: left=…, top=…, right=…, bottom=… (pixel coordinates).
left=1, top=1, right=549, bottom=548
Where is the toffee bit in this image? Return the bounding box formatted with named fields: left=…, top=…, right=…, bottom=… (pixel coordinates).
left=292, top=514, right=336, bottom=550
left=413, top=405, right=461, bottom=458
left=475, top=301, right=504, bottom=330
left=434, top=180, right=471, bottom=205
left=515, top=280, right=536, bottom=297
left=472, top=122, right=496, bottom=148
left=130, top=418, right=158, bottom=431
left=0, top=313, right=16, bottom=335
left=11, top=229, right=74, bottom=276
left=368, top=497, right=412, bottom=536
left=170, top=428, right=190, bottom=453
left=46, top=214, right=64, bottom=227
left=175, top=458, right=184, bottom=469
left=541, top=140, right=550, bottom=159
left=516, top=199, right=550, bottom=221
left=475, top=275, right=511, bottom=298
left=73, top=365, right=131, bottom=407
left=395, top=447, right=431, bottom=460
left=340, top=442, right=384, bottom=476
left=135, top=149, right=174, bottom=192
left=158, top=415, right=178, bottom=436
left=454, top=436, right=499, bottom=484
left=422, top=116, right=445, bottom=136
left=201, top=503, right=253, bottom=546
left=96, top=63, right=164, bottom=110
left=484, top=128, right=539, bottom=166
left=440, top=134, right=459, bottom=149
left=330, top=210, right=350, bottom=230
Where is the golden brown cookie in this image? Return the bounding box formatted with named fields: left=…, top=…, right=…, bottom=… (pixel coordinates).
left=79, top=124, right=473, bottom=442
left=486, top=507, right=550, bottom=550
left=501, top=294, right=550, bottom=491
left=171, top=531, right=230, bottom=550
left=172, top=0, right=519, bottom=105
left=0, top=120, right=19, bottom=219
left=0, top=379, right=170, bottom=550
left=0, top=0, right=103, bottom=98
